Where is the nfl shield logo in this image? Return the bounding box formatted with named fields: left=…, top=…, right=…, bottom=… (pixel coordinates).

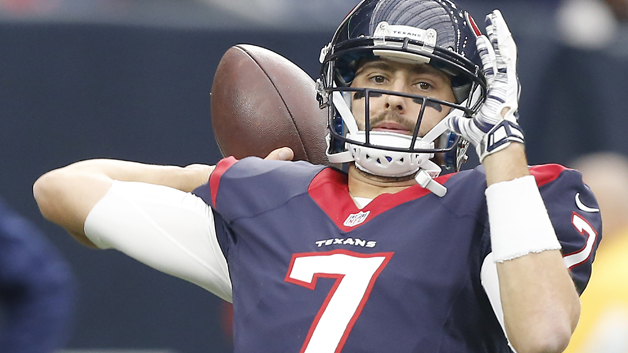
left=343, top=211, right=370, bottom=227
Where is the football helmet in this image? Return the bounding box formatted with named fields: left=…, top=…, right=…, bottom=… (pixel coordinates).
left=317, top=0, right=487, bottom=195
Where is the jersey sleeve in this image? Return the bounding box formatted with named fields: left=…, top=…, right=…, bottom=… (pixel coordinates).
left=531, top=164, right=602, bottom=294
left=194, top=156, right=326, bottom=222
left=479, top=164, right=602, bottom=345
left=192, top=156, right=327, bottom=261
left=84, top=180, right=232, bottom=302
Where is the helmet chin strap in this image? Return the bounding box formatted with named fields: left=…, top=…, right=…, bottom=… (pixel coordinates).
left=329, top=91, right=459, bottom=197
left=333, top=91, right=360, bottom=135
left=411, top=109, right=468, bottom=197
left=326, top=91, right=358, bottom=164
left=415, top=166, right=447, bottom=197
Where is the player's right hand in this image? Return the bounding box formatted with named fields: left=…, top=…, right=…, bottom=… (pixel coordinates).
left=447, top=10, right=524, bottom=163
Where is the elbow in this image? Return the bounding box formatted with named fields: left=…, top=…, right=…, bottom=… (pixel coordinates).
left=33, top=171, right=60, bottom=221
left=33, top=170, right=100, bottom=249
left=33, top=169, right=75, bottom=224
left=515, top=330, right=571, bottom=353
left=510, top=318, right=575, bottom=353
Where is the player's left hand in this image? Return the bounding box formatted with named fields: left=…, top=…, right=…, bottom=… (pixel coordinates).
left=448, top=10, right=524, bottom=162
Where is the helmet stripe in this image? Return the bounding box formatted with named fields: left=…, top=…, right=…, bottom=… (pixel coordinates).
left=466, top=12, right=482, bottom=37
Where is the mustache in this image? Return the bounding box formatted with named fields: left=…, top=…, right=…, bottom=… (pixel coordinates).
left=367, top=111, right=417, bottom=132
left=353, top=91, right=443, bottom=112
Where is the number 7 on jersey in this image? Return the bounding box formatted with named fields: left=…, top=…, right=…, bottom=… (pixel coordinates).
left=285, top=250, right=394, bottom=353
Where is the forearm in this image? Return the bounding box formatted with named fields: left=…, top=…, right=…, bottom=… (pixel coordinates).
left=48, top=159, right=213, bottom=192
left=33, top=148, right=292, bottom=247
left=483, top=144, right=579, bottom=352
left=33, top=159, right=213, bottom=244
left=496, top=251, right=579, bottom=352
left=482, top=143, right=529, bottom=185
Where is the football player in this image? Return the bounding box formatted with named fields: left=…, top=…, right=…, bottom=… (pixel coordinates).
left=33, top=0, right=601, bottom=352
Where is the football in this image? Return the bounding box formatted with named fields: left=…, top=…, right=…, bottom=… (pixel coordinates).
left=210, top=44, right=329, bottom=165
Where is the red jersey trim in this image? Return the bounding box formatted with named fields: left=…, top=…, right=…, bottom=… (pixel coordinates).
left=529, top=164, right=569, bottom=187
left=308, top=168, right=456, bottom=232
left=210, top=156, right=238, bottom=207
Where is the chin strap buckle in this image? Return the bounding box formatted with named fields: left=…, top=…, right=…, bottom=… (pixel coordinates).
left=415, top=169, right=447, bottom=197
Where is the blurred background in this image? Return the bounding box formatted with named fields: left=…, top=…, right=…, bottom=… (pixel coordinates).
left=0, top=0, right=627, bottom=352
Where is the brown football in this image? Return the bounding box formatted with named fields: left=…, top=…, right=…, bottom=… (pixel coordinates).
left=210, top=44, right=329, bottom=165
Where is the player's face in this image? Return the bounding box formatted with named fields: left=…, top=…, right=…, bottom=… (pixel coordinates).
left=350, top=59, right=455, bottom=137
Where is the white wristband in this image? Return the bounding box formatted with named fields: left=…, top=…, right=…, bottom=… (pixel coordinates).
left=485, top=175, right=561, bottom=263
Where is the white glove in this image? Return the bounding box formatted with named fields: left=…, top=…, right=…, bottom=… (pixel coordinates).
left=448, top=10, right=524, bottom=162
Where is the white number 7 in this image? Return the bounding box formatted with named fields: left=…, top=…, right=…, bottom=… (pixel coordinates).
left=564, top=212, right=599, bottom=269
left=285, top=250, right=393, bottom=353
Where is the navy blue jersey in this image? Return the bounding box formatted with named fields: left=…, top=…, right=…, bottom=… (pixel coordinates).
left=193, top=157, right=601, bottom=353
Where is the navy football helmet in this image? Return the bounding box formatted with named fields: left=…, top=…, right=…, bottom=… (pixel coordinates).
left=317, top=0, right=487, bottom=186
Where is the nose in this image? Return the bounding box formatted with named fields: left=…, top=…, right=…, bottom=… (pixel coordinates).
left=383, top=85, right=410, bottom=113
left=384, top=96, right=406, bottom=112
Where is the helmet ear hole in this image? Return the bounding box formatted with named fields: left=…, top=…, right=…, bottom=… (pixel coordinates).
left=335, top=69, right=352, bottom=87
left=452, top=82, right=472, bottom=105
left=440, top=132, right=470, bottom=171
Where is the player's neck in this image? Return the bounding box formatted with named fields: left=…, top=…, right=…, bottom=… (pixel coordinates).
left=347, top=165, right=416, bottom=199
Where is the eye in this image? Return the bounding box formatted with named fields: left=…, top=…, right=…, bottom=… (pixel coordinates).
left=370, top=75, right=387, bottom=84
left=415, top=82, right=432, bottom=90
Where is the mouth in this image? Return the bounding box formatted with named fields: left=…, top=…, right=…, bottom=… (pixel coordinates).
left=372, top=122, right=412, bottom=135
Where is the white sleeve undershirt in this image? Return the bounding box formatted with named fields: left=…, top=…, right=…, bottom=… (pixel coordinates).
left=84, top=180, right=232, bottom=302
left=480, top=253, right=511, bottom=344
